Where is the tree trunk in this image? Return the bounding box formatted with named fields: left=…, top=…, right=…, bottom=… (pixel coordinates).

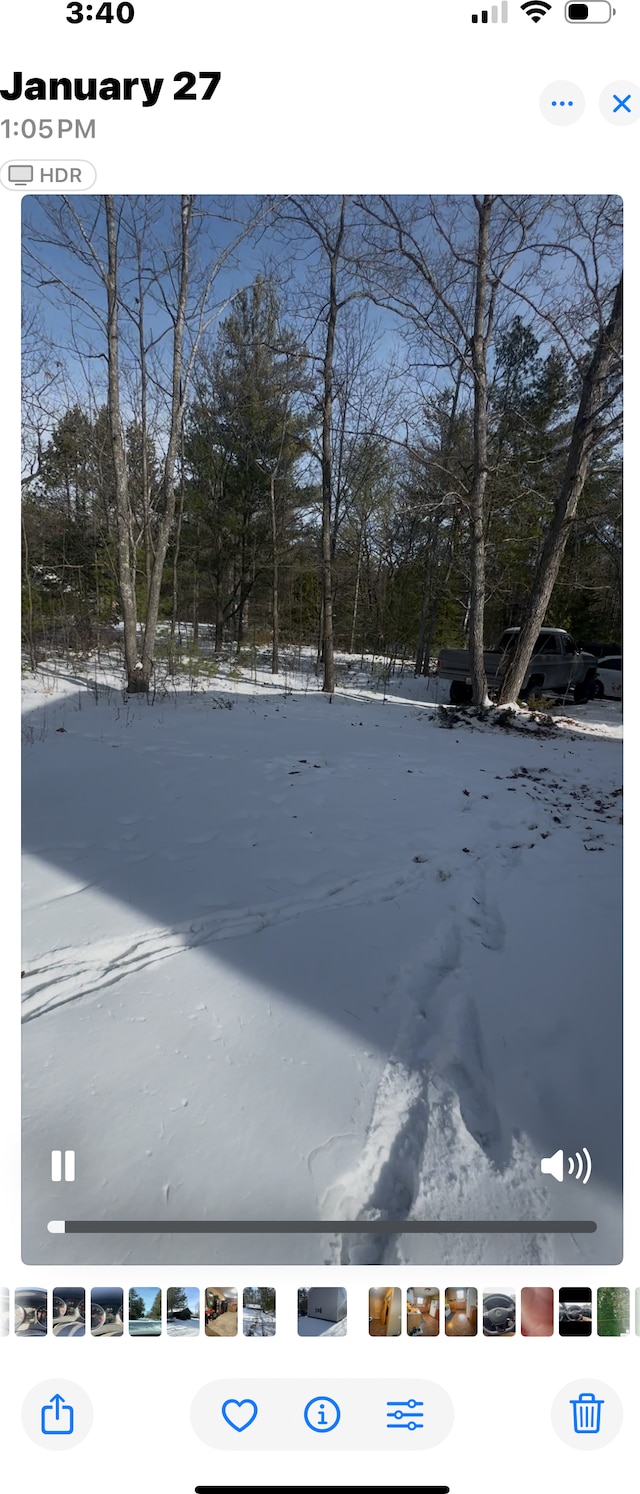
left=349, top=526, right=363, bottom=656
left=139, top=196, right=194, bottom=690
left=468, top=196, right=492, bottom=707
left=22, top=517, right=38, bottom=671
left=105, top=195, right=139, bottom=690
left=169, top=431, right=186, bottom=673
left=316, top=591, right=324, bottom=674
left=270, top=470, right=279, bottom=674
left=320, top=199, right=347, bottom=693
left=136, top=247, right=152, bottom=611
left=497, top=273, right=623, bottom=705
left=414, top=539, right=432, bottom=676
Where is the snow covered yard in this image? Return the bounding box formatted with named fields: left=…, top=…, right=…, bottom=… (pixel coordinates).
left=21, top=661, right=622, bottom=1266
left=243, top=1306, right=276, bottom=1336
left=297, top=1315, right=347, bottom=1338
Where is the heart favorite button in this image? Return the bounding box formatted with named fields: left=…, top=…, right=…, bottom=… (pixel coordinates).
left=221, top=1398, right=258, bottom=1433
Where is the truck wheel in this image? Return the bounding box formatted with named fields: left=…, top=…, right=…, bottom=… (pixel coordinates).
left=449, top=681, right=472, bottom=705
left=593, top=680, right=604, bottom=699
left=574, top=675, right=596, bottom=704
left=521, top=676, right=544, bottom=703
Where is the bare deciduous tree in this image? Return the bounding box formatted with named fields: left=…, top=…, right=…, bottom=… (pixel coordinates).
left=497, top=272, right=622, bottom=703
left=24, top=194, right=264, bottom=690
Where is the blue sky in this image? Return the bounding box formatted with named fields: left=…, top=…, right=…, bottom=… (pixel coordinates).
left=129, top=1286, right=161, bottom=1314
left=21, top=194, right=622, bottom=446
left=177, top=1287, right=200, bottom=1314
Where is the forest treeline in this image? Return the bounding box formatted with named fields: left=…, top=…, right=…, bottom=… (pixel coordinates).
left=21, top=194, right=622, bottom=700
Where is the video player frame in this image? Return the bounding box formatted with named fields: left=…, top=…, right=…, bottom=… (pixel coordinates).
left=21, top=191, right=622, bottom=1265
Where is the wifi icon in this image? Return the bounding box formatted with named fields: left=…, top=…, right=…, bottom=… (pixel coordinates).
left=521, top=0, right=552, bottom=19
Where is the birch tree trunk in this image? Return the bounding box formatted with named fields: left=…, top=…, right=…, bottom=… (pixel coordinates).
left=468, top=195, right=493, bottom=707
left=270, top=470, right=280, bottom=674
left=138, top=196, right=194, bottom=691
left=105, top=194, right=139, bottom=689
left=320, top=200, right=347, bottom=693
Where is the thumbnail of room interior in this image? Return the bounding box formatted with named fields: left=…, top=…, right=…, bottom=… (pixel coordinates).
left=444, top=1288, right=478, bottom=1337
left=369, top=1287, right=402, bottom=1337
left=406, top=1287, right=440, bottom=1336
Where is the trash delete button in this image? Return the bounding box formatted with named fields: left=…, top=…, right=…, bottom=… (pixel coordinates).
left=551, top=1380, right=623, bottom=1450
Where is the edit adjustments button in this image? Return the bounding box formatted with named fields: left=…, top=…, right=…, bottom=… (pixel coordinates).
left=0, top=159, right=97, bottom=190
left=22, top=1380, right=93, bottom=1451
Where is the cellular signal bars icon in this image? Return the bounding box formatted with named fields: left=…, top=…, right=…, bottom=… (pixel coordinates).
left=472, top=3, right=509, bottom=18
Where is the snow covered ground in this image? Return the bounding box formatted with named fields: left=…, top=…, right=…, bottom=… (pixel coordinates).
left=243, top=1306, right=276, bottom=1336
left=297, top=1315, right=347, bottom=1337
left=21, top=655, right=622, bottom=1265
left=166, top=1317, right=199, bottom=1337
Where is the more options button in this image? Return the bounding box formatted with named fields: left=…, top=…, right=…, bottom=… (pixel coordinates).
left=22, top=1380, right=93, bottom=1451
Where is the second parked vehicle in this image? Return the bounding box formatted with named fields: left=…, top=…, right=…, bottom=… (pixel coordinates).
left=594, top=655, right=622, bottom=700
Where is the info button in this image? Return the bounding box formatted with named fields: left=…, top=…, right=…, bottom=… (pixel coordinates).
left=1, top=159, right=97, bottom=190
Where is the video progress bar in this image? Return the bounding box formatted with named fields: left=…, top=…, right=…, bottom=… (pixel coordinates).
left=48, top=1218, right=597, bottom=1235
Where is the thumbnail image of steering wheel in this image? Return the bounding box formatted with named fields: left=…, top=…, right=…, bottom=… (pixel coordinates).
left=91, top=1287, right=124, bottom=1337
left=483, top=1293, right=516, bottom=1336
left=52, top=1288, right=86, bottom=1337
left=15, top=1288, right=48, bottom=1336
left=559, top=1288, right=592, bottom=1337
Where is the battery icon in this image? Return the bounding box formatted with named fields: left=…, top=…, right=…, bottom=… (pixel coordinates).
left=565, top=2, right=615, bottom=19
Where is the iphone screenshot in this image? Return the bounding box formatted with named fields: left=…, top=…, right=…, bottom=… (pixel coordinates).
left=1, top=0, right=635, bottom=1489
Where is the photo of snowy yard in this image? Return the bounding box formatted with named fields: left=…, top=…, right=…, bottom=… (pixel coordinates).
left=21, top=194, right=622, bottom=1266
left=243, top=1287, right=276, bottom=1336
left=166, top=1286, right=200, bottom=1336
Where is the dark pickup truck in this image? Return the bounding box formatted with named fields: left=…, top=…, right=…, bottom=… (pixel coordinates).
left=438, top=627, right=598, bottom=705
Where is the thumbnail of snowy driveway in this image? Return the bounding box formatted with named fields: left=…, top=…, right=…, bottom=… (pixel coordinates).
left=21, top=663, right=622, bottom=1265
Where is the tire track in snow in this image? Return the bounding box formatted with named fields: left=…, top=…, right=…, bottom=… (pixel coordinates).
left=21, top=859, right=429, bottom=1022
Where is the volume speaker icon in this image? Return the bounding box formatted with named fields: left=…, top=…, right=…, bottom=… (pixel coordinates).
left=521, top=1, right=552, bottom=19
left=540, top=1147, right=592, bottom=1184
